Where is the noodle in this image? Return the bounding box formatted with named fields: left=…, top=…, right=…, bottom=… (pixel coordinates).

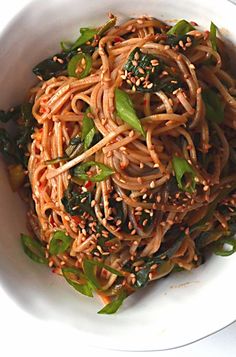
left=1, top=15, right=236, bottom=313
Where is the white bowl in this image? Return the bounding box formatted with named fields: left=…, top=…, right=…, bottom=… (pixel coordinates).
left=0, top=0, right=235, bottom=351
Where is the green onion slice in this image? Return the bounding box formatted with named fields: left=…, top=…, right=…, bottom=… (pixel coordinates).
left=81, top=108, right=96, bottom=150
left=202, top=88, right=224, bottom=124
left=71, top=28, right=97, bottom=50
left=68, top=53, right=92, bottom=78
left=49, top=231, right=72, bottom=255
left=62, top=267, right=93, bottom=297
left=167, top=19, right=195, bottom=36
left=214, top=237, right=236, bottom=256
left=115, top=88, right=145, bottom=136
left=73, top=161, right=114, bottom=182
left=172, top=156, right=196, bottom=193
left=97, top=290, right=127, bottom=314
left=21, top=233, right=48, bottom=264
left=210, top=21, right=218, bottom=51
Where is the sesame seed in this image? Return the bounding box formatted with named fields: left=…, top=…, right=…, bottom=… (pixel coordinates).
left=132, top=85, right=136, bottom=92
left=136, top=206, right=143, bottom=211
left=132, top=60, right=138, bottom=66
left=131, top=229, right=137, bottom=235
left=134, top=52, right=140, bottom=60
left=121, top=74, right=127, bottom=80
left=80, top=197, right=87, bottom=203
left=128, top=222, right=133, bottom=230
left=57, top=58, right=64, bottom=64
left=143, top=219, right=148, bottom=226
left=150, top=181, right=155, bottom=188
left=138, top=67, right=145, bottom=74
left=129, top=130, right=135, bottom=137
left=102, top=218, right=107, bottom=226
left=189, top=63, right=195, bottom=69
left=147, top=83, right=154, bottom=89
left=153, top=163, right=159, bottom=168
left=150, top=59, right=159, bottom=66
left=142, top=193, right=147, bottom=199
left=137, top=177, right=143, bottom=183
left=139, top=162, right=144, bottom=169
left=203, top=185, right=209, bottom=191
left=82, top=228, right=87, bottom=236
left=116, top=196, right=123, bottom=202
left=136, top=78, right=141, bottom=86
left=116, top=219, right=122, bottom=226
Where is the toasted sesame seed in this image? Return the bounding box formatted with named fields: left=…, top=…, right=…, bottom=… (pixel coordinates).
left=150, top=181, right=155, bottom=188
left=142, top=193, right=147, bottom=199
left=132, top=60, right=138, bottom=66
left=82, top=228, right=87, bottom=236
left=134, top=51, right=140, bottom=60
left=57, top=58, right=64, bottom=64
left=137, top=177, right=143, bottom=183
left=139, top=162, right=144, bottom=169
left=80, top=197, right=87, bottom=203
left=131, top=229, right=137, bottom=235
left=128, top=221, right=133, bottom=230
left=132, top=85, right=136, bottom=92
left=126, top=79, right=132, bottom=85
left=121, top=74, right=127, bottom=80
left=203, top=185, right=209, bottom=191
left=147, top=83, right=154, bottom=89
left=129, top=130, right=135, bottom=138
left=136, top=78, right=141, bottom=86
left=116, top=219, right=122, bottom=226
left=189, top=63, right=195, bottom=69
left=143, top=219, right=148, bottom=226
left=138, top=67, right=145, bottom=74
left=116, top=196, right=123, bottom=202
left=150, top=59, right=159, bottom=66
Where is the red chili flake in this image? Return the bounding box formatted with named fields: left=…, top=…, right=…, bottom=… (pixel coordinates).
left=72, top=216, right=82, bottom=225
left=85, top=180, right=92, bottom=189
left=114, top=37, right=123, bottom=43
left=143, top=99, right=147, bottom=106
left=120, top=162, right=126, bottom=170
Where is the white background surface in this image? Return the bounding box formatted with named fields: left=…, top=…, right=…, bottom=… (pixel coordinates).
left=0, top=1, right=236, bottom=356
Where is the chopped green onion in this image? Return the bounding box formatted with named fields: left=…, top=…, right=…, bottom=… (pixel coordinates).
left=71, top=28, right=98, bottom=50
left=21, top=233, right=48, bottom=264
left=97, top=16, right=117, bottom=36
left=97, top=290, right=127, bottom=314
left=115, top=88, right=145, bottom=136
left=214, top=237, right=236, bottom=256
left=167, top=20, right=195, bottom=36
left=210, top=22, right=217, bottom=51
left=60, top=40, right=73, bottom=51
left=68, top=53, right=92, bottom=78
left=202, top=88, right=224, bottom=124
left=62, top=267, right=93, bottom=297
left=135, top=266, right=150, bottom=288
left=85, top=259, right=124, bottom=277
left=49, top=231, right=72, bottom=255
left=81, top=108, right=96, bottom=150
left=83, top=259, right=101, bottom=289
left=73, top=161, right=114, bottom=182
left=172, top=156, right=196, bottom=193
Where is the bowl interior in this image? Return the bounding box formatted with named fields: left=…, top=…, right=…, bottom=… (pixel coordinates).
left=0, top=0, right=235, bottom=351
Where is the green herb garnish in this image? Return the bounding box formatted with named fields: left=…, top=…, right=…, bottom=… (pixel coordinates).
left=21, top=233, right=48, bottom=264
left=115, top=88, right=145, bottom=136
left=172, top=156, right=196, bottom=193
left=49, top=231, right=72, bottom=255
left=202, top=88, right=224, bottom=124
left=73, top=161, right=114, bottom=182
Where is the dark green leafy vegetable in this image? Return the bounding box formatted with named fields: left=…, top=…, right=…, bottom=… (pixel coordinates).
left=21, top=233, right=48, bottom=264
left=65, top=135, right=84, bottom=159
left=167, top=20, right=195, bottom=36
left=202, top=88, right=224, bottom=124
left=73, top=161, right=114, bottom=182
left=214, top=236, right=236, bottom=256
left=62, top=267, right=93, bottom=297
left=210, top=22, right=217, bottom=51
left=49, top=231, right=72, bottom=255
left=124, top=47, right=182, bottom=93
left=135, top=266, right=151, bottom=288
left=115, top=88, right=145, bottom=136
left=61, top=184, right=95, bottom=217
left=0, top=106, right=20, bottom=123
left=68, top=53, right=92, bottom=78
left=172, top=156, right=196, bottom=193
left=97, top=290, right=127, bottom=314
left=81, top=108, right=96, bottom=150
